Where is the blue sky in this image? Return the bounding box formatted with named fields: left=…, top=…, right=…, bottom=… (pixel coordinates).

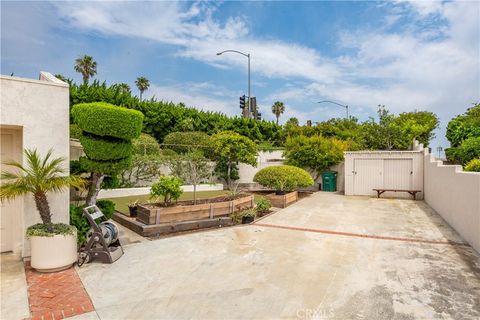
left=2, top=1, right=479, bottom=150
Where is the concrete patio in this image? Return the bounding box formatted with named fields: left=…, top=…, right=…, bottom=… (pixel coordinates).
left=76, top=192, right=480, bottom=319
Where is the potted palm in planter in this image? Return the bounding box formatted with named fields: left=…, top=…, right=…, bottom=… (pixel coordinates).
left=0, top=149, right=85, bottom=272
left=128, top=200, right=139, bottom=217
left=241, top=208, right=257, bottom=224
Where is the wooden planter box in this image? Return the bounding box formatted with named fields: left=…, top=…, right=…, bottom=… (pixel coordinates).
left=266, top=191, right=298, bottom=208
left=136, top=195, right=254, bottom=225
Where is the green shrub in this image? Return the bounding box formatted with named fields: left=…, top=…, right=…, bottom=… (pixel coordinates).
left=69, top=200, right=115, bottom=245
left=163, top=131, right=213, bottom=155
left=72, top=102, right=144, bottom=140
left=80, top=134, right=133, bottom=160
left=70, top=124, right=82, bottom=139
left=97, top=199, right=116, bottom=219
left=133, top=133, right=161, bottom=155
left=26, top=223, right=77, bottom=238
left=101, top=175, right=119, bottom=189
left=70, top=205, right=90, bottom=245
left=79, top=155, right=132, bottom=175
left=151, top=176, right=184, bottom=205
left=464, top=158, right=480, bottom=172
left=446, top=136, right=480, bottom=164
left=254, top=165, right=314, bottom=192
left=255, top=198, right=271, bottom=213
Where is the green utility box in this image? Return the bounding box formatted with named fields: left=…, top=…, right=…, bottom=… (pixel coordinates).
left=321, top=171, right=338, bottom=192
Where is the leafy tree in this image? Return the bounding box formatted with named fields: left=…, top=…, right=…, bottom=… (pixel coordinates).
left=445, top=136, right=480, bottom=165
left=446, top=103, right=480, bottom=147
left=0, top=149, right=85, bottom=229
left=135, top=76, right=150, bottom=101
left=283, top=135, right=349, bottom=179
left=74, top=55, right=97, bottom=84
left=118, top=133, right=164, bottom=187
left=168, top=151, right=212, bottom=204
left=150, top=176, right=183, bottom=206
left=212, top=131, right=258, bottom=189
left=72, top=102, right=144, bottom=205
left=271, top=101, right=285, bottom=125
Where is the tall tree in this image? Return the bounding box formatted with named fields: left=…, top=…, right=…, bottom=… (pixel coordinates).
left=117, top=83, right=131, bottom=94
left=135, top=76, right=150, bottom=101
left=271, top=101, right=285, bottom=125
left=74, top=55, right=97, bottom=84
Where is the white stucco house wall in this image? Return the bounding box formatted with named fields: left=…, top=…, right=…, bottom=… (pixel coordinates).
left=0, top=72, right=70, bottom=257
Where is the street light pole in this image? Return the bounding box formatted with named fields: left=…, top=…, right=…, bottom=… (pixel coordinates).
left=217, top=49, right=251, bottom=118
left=317, top=100, right=349, bottom=119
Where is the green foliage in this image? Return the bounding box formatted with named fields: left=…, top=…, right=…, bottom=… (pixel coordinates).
left=26, top=223, right=77, bottom=238
left=74, top=55, right=97, bottom=84
left=69, top=81, right=282, bottom=144
left=254, top=165, right=314, bottom=191
left=118, top=154, right=164, bottom=187
left=151, top=176, right=184, bottom=205
left=446, top=104, right=480, bottom=147
left=72, top=102, right=144, bottom=140
left=242, top=208, right=257, bottom=218
left=446, top=136, right=480, bottom=164
left=70, top=124, right=82, bottom=139
left=97, top=199, right=116, bottom=219
left=69, top=200, right=115, bottom=245
left=212, top=131, right=258, bottom=188
left=464, top=158, right=480, bottom=172
left=283, top=135, right=348, bottom=178
left=80, top=134, right=133, bottom=161
left=392, top=111, right=439, bottom=148
left=79, top=155, right=132, bottom=175
left=70, top=204, right=89, bottom=245
left=101, top=175, right=119, bottom=189
left=255, top=198, right=271, bottom=213
left=0, top=149, right=85, bottom=226
left=163, top=131, right=213, bottom=155
left=133, top=133, right=160, bottom=155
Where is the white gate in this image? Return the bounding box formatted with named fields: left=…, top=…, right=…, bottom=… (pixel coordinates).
left=353, top=159, right=383, bottom=195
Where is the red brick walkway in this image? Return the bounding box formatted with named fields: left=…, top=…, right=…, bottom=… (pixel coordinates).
left=25, top=263, right=94, bottom=320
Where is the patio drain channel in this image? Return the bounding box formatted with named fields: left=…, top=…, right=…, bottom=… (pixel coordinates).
left=254, top=223, right=470, bottom=247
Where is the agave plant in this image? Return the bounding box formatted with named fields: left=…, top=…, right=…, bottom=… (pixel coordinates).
left=0, top=149, right=85, bottom=229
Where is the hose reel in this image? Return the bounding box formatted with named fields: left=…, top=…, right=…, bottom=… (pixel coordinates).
left=78, top=205, right=124, bottom=267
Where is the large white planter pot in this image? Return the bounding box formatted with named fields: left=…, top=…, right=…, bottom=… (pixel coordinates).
left=30, top=234, right=77, bottom=272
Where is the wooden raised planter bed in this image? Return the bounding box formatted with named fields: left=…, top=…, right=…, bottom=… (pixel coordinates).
left=266, top=191, right=298, bottom=208
left=136, top=194, right=254, bottom=225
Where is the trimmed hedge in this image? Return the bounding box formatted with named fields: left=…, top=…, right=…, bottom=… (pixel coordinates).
left=80, top=134, right=133, bottom=161
left=72, top=102, right=144, bottom=140
left=254, top=165, right=314, bottom=192
left=79, top=155, right=132, bottom=175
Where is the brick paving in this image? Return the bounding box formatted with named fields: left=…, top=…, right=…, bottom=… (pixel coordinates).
left=25, top=263, right=94, bottom=320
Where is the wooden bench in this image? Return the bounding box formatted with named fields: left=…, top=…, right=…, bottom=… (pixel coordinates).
left=373, top=189, right=421, bottom=200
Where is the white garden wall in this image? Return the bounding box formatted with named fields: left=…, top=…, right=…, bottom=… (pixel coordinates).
left=1, top=72, right=70, bottom=257
left=424, top=152, right=480, bottom=253
left=237, top=150, right=284, bottom=185
left=97, top=184, right=224, bottom=199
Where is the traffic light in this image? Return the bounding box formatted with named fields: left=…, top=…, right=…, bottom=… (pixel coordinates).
left=239, top=95, right=246, bottom=109
left=250, top=97, right=257, bottom=112
left=256, top=112, right=262, bottom=120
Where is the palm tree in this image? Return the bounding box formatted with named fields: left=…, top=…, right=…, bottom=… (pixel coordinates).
left=117, top=83, right=131, bottom=94
left=74, top=55, right=97, bottom=84
left=135, top=76, right=150, bottom=101
left=0, top=149, right=85, bottom=227
left=271, top=101, right=285, bottom=125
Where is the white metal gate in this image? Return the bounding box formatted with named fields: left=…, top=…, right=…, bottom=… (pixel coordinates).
left=353, top=158, right=413, bottom=196
left=353, top=159, right=383, bottom=195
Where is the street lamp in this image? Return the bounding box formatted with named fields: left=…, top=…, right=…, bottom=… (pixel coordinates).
left=317, top=100, right=349, bottom=119
left=217, top=50, right=251, bottom=118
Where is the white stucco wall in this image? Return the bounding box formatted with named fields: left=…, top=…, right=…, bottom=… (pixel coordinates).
left=97, top=184, right=224, bottom=199
left=237, top=150, right=285, bottom=186
left=1, top=72, right=70, bottom=257
left=424, top=152, right=480, bottom=253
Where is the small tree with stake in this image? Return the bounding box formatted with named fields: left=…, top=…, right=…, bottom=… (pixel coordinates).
left=72, top=102, right=144, bottom=206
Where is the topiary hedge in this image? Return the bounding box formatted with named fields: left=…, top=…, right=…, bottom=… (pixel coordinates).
left=79, top=155, right=132, bottom=175
left=254, top=165, right=314, bottom=192
left=80, top=134, right=133, bottom=160
left=72, top=102, right=144, bottom=140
